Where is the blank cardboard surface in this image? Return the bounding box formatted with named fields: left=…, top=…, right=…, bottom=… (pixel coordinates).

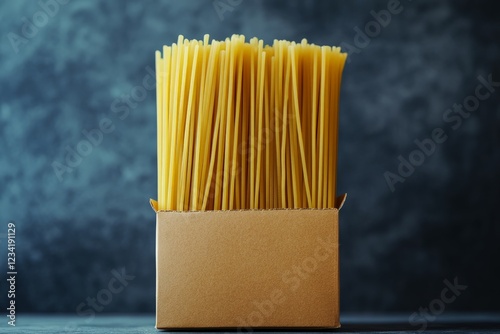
left=156, top=209, right=340, bottom=329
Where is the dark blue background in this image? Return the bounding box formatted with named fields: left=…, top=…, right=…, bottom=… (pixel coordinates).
left=0, top=0, right=499, bottom=314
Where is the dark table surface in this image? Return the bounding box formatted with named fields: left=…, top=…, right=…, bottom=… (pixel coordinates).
left=5, top=313, right=500, bottom=333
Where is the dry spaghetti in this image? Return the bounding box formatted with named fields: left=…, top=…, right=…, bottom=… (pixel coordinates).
left=156, top=35, right=347, bottom=211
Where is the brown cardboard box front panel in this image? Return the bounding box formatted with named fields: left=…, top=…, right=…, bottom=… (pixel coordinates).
left=156, top=208, right=339, bottom=329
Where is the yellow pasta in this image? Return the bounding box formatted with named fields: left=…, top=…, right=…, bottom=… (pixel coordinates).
left=155, top=35, right=346, bottom=211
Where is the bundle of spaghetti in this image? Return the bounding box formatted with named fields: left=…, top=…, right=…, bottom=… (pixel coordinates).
left=156, top=34, right=346, bottom=211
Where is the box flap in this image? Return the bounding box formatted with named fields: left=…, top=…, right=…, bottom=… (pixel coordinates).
left=150, top=198, right=158, bottom=212
left=336, top=193, right=347, bottom=210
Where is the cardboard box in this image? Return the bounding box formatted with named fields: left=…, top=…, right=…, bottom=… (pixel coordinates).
left=150, top=194, right=346, bottom=330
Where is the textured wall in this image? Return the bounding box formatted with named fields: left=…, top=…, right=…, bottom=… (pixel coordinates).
left=0, top=0, right=499, bottom=315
